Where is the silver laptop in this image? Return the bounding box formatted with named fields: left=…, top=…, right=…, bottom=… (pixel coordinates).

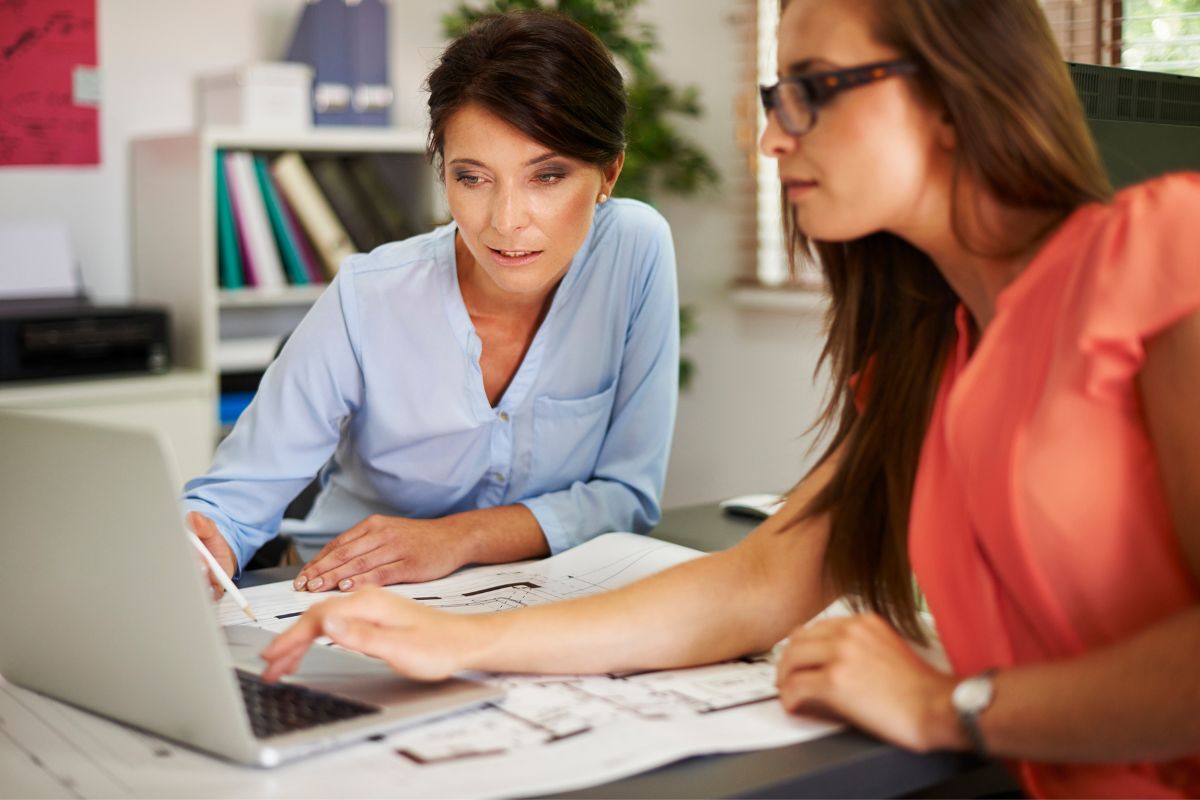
left=0, top=411, right=502, bottom=767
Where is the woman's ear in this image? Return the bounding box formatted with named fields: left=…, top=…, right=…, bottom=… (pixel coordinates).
left=601, top=152, right=625, bottom=196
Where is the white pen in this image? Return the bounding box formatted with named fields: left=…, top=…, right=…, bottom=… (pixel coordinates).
left=187, top=531, right=258, bottom=622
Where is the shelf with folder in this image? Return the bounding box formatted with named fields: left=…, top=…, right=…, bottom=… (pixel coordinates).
left=218, top=285, right=327, bottom=308
left=198, top=126, right=426, bottom=155
left=217, top=336, right=286, bottom=373
left=131, top=127, right=439, bottom=449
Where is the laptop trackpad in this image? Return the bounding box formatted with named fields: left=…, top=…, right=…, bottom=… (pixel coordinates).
left=222, top=626, right=490, bottom=708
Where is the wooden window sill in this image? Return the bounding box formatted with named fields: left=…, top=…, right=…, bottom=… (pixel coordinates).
left=731, top=283, right=829, bottom=315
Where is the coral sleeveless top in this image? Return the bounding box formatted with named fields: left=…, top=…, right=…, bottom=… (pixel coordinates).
left=909, top=173, right=1200, bottom=798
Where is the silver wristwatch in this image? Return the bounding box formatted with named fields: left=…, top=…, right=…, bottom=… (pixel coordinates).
left=951, top=669, right=997, bottom=755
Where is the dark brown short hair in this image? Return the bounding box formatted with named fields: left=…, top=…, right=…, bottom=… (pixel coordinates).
left=425, top=10, right=627, bottom=173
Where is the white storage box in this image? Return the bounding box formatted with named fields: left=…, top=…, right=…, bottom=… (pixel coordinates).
left=197, top=62, right=313, bottom=131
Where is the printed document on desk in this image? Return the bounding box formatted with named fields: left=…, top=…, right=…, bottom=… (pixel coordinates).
left=0, top=533, right=845, bottom=799
left=215, top=531, right=705, bottom=629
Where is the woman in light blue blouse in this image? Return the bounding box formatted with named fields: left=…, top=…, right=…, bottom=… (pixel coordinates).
left=184, top=10, right=679, bottom=597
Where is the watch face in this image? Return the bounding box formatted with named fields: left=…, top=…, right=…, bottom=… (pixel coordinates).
left=953, top=676, right=994, bottom=713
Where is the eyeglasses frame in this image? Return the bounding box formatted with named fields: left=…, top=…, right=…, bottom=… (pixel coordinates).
left=760, top=59, right=921, bottom=136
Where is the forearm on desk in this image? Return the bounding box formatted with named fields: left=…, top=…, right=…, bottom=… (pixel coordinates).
left=462, top=500, right=836, bottom=676
left=449, top=451, right=840, bottom=676
left=976, top=605, right=1200, bottom=762
left=446, top=504, right=550, bottom=565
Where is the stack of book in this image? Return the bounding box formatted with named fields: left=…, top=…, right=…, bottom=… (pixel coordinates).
left=215, top=149, right=422, bottom=291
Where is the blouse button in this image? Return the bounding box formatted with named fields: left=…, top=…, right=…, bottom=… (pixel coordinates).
left=498, top=411, right=510, bottom=422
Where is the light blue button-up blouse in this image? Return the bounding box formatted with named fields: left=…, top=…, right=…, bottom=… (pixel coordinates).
left=183, top=198, right=679, bottom=569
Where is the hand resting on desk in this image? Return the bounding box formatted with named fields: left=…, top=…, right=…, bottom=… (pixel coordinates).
left=292, top=505, right=549, bottom=594
left=775, top=612, right=963, bottom=754
left=293, top=514, right=473, bottom=593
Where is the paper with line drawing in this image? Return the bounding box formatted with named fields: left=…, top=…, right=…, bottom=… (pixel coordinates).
left=2, top=533, right=845, bottom=798
left=215, top=531, right=704, bottom=629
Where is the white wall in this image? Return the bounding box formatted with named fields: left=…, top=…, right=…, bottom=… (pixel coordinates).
left=0, top=0, right=831, bottom=508
left=644, top=0, right=831, bottom=507
left=0, top=0, right=448, bottom=301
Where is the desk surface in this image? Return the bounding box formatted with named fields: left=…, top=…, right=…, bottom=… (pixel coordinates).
left=243, top=503, right=1000, bottom=799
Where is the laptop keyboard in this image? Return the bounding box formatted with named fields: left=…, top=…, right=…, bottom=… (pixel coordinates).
left=236, top=669, right=380, bottom=739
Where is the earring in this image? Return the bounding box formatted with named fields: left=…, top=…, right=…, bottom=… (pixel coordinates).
left=597, top=193, right=609, bottom=204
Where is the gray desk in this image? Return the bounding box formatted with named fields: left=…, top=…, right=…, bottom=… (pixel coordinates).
left=243, top=503, right=1011, bottom=798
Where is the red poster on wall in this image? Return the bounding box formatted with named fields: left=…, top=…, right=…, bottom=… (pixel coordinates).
left=0, top=0, right=100, bottom=167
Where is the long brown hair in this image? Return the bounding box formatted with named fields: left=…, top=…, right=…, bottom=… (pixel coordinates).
left=789, top=0, right=1113, bottom=641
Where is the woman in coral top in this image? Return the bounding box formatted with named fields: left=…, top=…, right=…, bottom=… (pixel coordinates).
left=260, top=0, right=1200, bottom=795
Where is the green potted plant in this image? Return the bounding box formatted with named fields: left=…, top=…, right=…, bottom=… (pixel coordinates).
left=443, top=0, right=718, bottom=388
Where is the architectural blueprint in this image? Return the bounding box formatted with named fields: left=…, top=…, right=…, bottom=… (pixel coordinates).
left=214, top=532, right=707, bottom=629
left=1, top=534, right=846, bottom=798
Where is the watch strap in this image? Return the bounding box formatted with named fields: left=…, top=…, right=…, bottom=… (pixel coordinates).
left=956, top=668, right=997, bottom=756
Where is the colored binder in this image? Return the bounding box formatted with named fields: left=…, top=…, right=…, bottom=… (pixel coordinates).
left=285, top=0, right=355, bottom=126
left=306, top=156, right=389, bottom=252
left=367, top=152, right=437, bottom=230
left=347, top=155, right=413, bottom=242
left=347, top=0, right=392, bottom=126
left=215, top=150, right=244, bottom=289
left=224, top=151, right=288, bottom=291
left=278, top=186, right=326, bottom=284
left=252, top=155, right=310, bottom=286
left=271, top=151, right=356, bottom=278
left=223, top=155, right=258, bottom=287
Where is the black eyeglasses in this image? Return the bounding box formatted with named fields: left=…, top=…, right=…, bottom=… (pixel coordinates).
left=760, top=59, right=919, bottom=136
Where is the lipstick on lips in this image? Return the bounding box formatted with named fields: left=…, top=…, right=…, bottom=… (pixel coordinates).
left=488, top=246, right=544, bottom=267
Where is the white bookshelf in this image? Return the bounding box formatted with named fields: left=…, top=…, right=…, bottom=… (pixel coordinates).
left=196, top=125, right=427, bottom=155
left=217, top=285, right=326, bottom=308
left=130, top=126, right=438, bottom=453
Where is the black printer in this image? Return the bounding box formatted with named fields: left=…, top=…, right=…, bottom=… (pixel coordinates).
left=0, top=298, right=170, bottom=382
